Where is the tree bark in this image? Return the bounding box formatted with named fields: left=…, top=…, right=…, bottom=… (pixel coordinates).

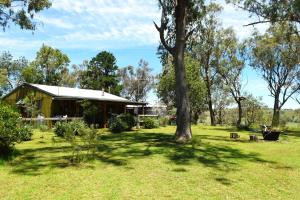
left=174, top=0, right=192, bottom=142
left=207, top=85, right=216, bottom=126
left=237, top=100, right=242, bottom=127
left=272, top=95, right=280, bottom=127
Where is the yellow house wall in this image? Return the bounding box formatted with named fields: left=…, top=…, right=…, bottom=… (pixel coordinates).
left=3, top=86, right=53, bottom=118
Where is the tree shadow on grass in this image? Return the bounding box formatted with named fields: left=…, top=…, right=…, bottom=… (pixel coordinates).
left=96, top=132, right=275, bottom=171
left=3, top=130, right=282, bottom=177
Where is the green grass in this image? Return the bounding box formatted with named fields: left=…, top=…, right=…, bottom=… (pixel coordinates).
left=1, top=125, right=300, bottom=200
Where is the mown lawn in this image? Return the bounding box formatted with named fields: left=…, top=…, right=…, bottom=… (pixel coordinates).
left=0, top=125, right=300, bottom=200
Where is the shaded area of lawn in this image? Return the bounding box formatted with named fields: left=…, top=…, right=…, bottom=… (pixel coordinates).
left=4, top=128, right=277, bottom=178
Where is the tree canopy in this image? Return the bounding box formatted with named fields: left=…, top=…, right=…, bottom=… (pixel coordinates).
left=249, top=23, right=300, bottom=126
left=80, top=51, right=121, bottom=95
left=0, top=0, right=51, bottom=30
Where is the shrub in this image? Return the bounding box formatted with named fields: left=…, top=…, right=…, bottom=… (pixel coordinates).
left=109, top=113, right=135, bottom=133
left=109, top=117, right=128, bottom=133
left=0, top=103, right=33, bottom=153
left=159, top=117, right=169, bottom=127
left=143, top=117, right=159, bottom=129
left=54, top=120, right=87, bottom=137
left=118, top=113, right=135, bottom=130
left=19, top=125, right=33, bottom=141
left=39, top=124, right=49, bottom=132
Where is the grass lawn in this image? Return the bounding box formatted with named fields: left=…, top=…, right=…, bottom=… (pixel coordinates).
left=1, top=125, right=300, bottom=200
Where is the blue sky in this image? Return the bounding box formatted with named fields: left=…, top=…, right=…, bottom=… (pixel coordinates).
left=1, top=0, right=299, bottom=109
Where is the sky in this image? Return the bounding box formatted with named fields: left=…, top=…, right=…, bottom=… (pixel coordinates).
left=1, top=0, right=299, bottom=109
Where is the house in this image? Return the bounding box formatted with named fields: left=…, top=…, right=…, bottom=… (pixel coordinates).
left=2, top=83, right=146, bottom=127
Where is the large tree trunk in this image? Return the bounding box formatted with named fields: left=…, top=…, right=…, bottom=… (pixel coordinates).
left=174, top=0, right=192, bottom=142
left=272, top=95, right=280, bottom=127
left=237, top=101, right=242, bottom=127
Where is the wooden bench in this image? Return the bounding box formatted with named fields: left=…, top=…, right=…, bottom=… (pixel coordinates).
left=230, top=132, right=239, bottom=139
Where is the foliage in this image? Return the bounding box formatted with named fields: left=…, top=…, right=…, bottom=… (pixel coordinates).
left=78, top=127, right=99, bottom=159
left=23, top=92, right=39, bottom=118
left=118, top=113, right=135, bottom=130
left=159, top=117, right=169, bottom=127
left=18, top=125, right=33, bottom=141
left=109, top=117, right=128, bottom=133
left=80, top=51, right=122, bottom=95
left=157, top=56, right=206, bottom=123
left=22, top=45, right=73, bottom=86
left=0, top=51, right=28, bottom=96
left=0, top=103, right=32, bottom=153
left=0, top=0, right=51, bottom=30
left=109, top=113, right=135, bottom=133
left=228, top=0, right=300, bottom=26
left=119, top=59, right=154, bottom=101
left=39, top=124, right=49, bottom=132
left=249, top=23, right=300, bottom=126
left=54, top=120, right=87, bottom=137
left=217, top=29, right=247, bottom=127
left=192, top=3, right=223, bottom=126
left=80, top=100, right=100, bottom=125
left=143, top=117, right=159, bottom=129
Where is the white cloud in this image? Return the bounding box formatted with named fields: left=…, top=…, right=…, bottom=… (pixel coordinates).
left=36, top=15, right=75, bottom=30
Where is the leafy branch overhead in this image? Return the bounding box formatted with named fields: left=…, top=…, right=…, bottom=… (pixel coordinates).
left=0, top=0, right=51, bottom=30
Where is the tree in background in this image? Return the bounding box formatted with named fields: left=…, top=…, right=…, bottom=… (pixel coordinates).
left=155, top=0, right=205, bottom=141
left=217, top=29, right=247, bottom=127
left=242, top=94, right=265, bottom=129
left=228, top=0, right=300, bottom=26
left=22, top=45, right=73, bottom=86
left=0, top=0, right=51, bottom=30
left=212, top=86, right=233, bottom=125
left=192, top=3, right=223, bottom=126
left=0, top=51, right=28, bottom=96
left=157, top=56, right=206, bottom=124
left=119, top=59, right=154, bottom=102
left=250, top=23, right=300, bottom=127
left=80, top=51, right=121, bottom=95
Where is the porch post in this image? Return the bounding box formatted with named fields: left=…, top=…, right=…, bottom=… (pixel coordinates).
left=104, top=103, right=108, bottom=128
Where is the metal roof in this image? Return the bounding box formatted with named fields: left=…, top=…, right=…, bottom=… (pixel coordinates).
left=12, top=83, right=146, bottom=105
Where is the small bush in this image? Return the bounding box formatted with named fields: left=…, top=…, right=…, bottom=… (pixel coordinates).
left=143, top=117, right=159, bottom=129
left=39, top=124, right=49, bottom=132
left=54, top=120, right=87, bottom=137
left=159, top=117, right=169, bottom=127
left=118, top=113, right=135, bottom=130
left=0, top=103, right=33, bottom=153
left=109, top=113, right=135, bottom=133
left=109, top=117, right=128, bottom=133
left=19, top=125, right=33, bottom=141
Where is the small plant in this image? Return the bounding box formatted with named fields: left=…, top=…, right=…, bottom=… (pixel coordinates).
left=159, top=117, right=169, bottom=127
left=109, top=117, right=128, bottom=133
left=109, top=113, right=135, bottom=133
left=79, top=127, right=99, bottom=159
left=54, top=120, right=87, bottom=137
left=39, top=124, right=49, bottom=132
left=143, top=117, right=159, bottom=129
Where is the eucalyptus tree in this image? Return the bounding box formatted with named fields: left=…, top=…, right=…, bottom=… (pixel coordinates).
left=249, top=23, right=300, bottom=127
left=154, top=0, right=205, bottom=141
left=157, top=55, right=206, bottom=124
left=228, top=0, right=300, bottom=26
left=217, top=29, right=246, bottom=127
left=22, top=45, right=72, bottom=86
left=192, top=3, right=223, bottom=126
left=0, top=0, right=51, bottom=30
left=119, top=59, right=154, bottom=102
left=0, top=51, right=28, bottom=96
